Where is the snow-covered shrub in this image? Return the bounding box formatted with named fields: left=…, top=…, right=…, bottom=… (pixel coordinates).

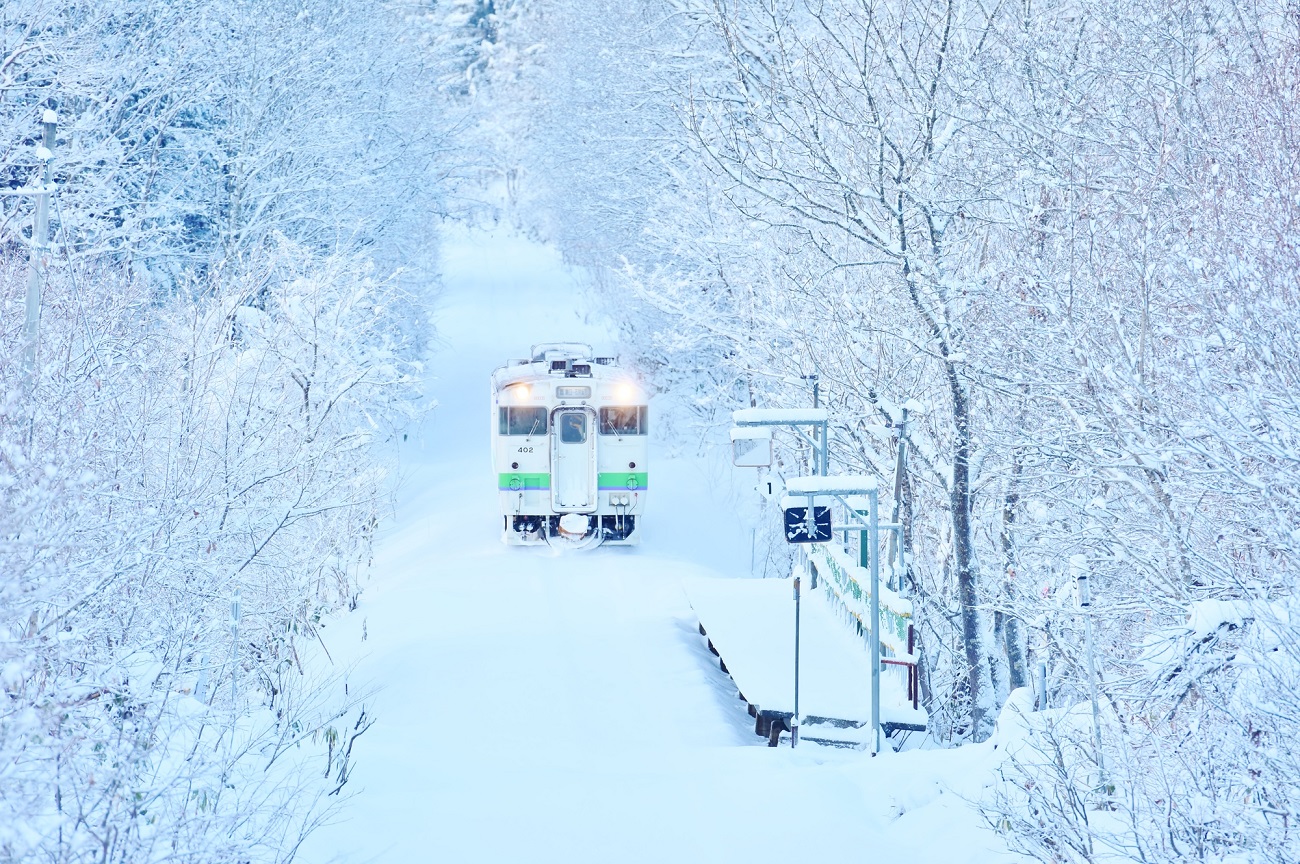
left=987, top=602, right=1300, bottom=863
left=0, top=242, right=419, bottom=862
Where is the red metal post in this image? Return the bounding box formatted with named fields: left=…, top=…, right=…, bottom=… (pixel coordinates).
left=908, top=624, right=917, bottom=710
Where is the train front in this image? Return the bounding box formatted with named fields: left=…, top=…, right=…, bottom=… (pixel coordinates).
left=492, top=345, right=648, bottom=547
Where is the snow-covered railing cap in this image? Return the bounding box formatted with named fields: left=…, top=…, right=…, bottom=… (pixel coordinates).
left=730, top=426, right=773, bottom=441
left=732, top=407, right=829, bottom=425
left=786, top=475, right=878, bottom=495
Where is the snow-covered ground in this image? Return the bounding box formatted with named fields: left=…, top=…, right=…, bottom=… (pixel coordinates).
left=297, top=225, right=1024, bottom=864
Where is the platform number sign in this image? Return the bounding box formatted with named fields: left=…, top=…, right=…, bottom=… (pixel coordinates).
left=783, top=506, right=832, bottom=544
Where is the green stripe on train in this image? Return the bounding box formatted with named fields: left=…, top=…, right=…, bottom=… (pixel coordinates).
left=499, top=472, right=550, bottom=490
left=598, top=472, right=648, bottom=490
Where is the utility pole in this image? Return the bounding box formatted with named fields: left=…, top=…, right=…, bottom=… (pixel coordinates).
left=885, top=407, right=910, bottom=592
left=22, top=110, right=57, bottom=392
left=800, top=374, right=825, bottom=475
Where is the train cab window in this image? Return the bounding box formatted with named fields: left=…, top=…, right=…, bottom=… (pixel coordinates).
left=500, top=406, right=547, bottom=436
left=599, top=406, right=648, bottom=436
left=559, top=412, right=587, bottom=443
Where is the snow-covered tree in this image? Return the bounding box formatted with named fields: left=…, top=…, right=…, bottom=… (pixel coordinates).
left=2, top=243, right=419, bottom=860
left=2, top=1, right=441, bottom=858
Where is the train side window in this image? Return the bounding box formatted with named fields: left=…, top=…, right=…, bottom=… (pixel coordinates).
left=559, top=412, right=587, bottom=443
left=500, top=406, right=547, bottom=436
left=599, top=406, right=648, bottom=435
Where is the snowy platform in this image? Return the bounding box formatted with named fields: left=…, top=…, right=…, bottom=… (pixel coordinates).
left=683, top=575, right=927, bottom=746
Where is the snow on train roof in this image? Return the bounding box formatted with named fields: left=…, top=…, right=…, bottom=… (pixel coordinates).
left=491, top=345, right=632, bottom=389
left=531, top=342, right=593, bottom=361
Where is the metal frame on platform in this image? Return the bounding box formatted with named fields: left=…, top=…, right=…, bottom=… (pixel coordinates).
left=783, top=477, right=894, bottom=754
left=731, top=403, right=919, bottom=754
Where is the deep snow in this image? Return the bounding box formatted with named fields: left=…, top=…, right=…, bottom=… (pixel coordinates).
left=296, top=224, right=1024, bottom=864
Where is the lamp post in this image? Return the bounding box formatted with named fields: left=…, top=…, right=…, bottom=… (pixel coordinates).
left=1072, top=555, right=1107, bottom=790
left=22, top=110, right=57, bottom=391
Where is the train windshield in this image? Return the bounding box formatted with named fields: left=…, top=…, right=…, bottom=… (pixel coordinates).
left=500, top=406, right=547, bottom=436
left=599, top=406, right=648, bottom=436
left=559, top=412, right=588, bottom=443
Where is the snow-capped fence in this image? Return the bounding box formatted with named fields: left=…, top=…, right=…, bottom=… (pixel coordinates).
left=806, top=541, right=919, bottom=712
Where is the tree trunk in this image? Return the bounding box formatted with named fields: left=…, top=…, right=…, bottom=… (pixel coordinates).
left=900, top=243, right=993, bottom=740
left=948, top=363, right=994, bottom=741
left=1001, top=447, right=1028, bottom=691
left=991, top=608, right=1009, bottom=706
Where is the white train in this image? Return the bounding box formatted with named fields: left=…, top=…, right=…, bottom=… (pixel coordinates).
left=491, top=343, right=648, bottom=547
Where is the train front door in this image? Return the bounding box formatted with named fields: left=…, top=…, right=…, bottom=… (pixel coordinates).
left=551, top=408, right=597, bottom=512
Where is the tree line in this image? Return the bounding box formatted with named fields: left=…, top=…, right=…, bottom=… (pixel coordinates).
left=1, top=2, right=450, bottom=860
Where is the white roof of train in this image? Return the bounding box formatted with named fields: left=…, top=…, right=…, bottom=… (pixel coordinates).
left=491, top=343, right=633, bottom=389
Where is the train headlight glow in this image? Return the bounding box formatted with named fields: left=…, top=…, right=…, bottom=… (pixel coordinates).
left=508, top=383, right=531, bottom=401
left=613, top=380, right=639, bottom=402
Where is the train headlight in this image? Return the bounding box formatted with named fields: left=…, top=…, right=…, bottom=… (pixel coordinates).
left=613, top=380, right=638, bottom=402
left=508, top=383, right=532, bottom=401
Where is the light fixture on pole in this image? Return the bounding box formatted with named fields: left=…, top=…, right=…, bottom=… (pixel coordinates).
left=1072, top=554, right=1107, bottom=791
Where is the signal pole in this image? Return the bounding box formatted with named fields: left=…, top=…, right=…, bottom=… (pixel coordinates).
left=23, top=110, right=57, bottom=391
